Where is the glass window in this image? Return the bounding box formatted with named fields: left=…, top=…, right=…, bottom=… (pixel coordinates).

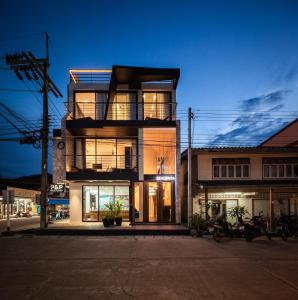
left=75, top=92, right=96, bottom=119
left=143, top=92, right=171, bottom=120
left=213, top=166, right=219, bottom=178
left=243, top=165, right=249, bottom=177
left=294, top=165, right=298, bottom=177
left=115, top=186, right=130, bottom=221
left=271, top=165, right=277, bottom=177
left=110, top=93, right=136, bottom=120
left=221, top=166, right=227, bottom=178
left=264, top=165, right=269, bottom=177
left=279, top=165, right=285, bottom=177
left=286, top=165, right=292, bottom=177
left=83, top=186, right=99, bottom=221
left=99, top=186, right=114, bottom=212
left=236, top=165, right=241, bottom=177
left=228, top=165, right=234, bottom=178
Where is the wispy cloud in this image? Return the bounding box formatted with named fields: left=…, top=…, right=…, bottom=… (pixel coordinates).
left=207, top=89, right=292, bottom=147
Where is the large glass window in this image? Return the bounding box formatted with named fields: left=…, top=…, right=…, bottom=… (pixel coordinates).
left=75, top=92, right=107, bottom=120
left=83, top=186, right=99, bottom=221
left=77, top=139, right=136, bottom=171
left=263, top=157, right=298, bottom=178
left=143, top=128, right=176, bottom=175
left=143, top=92, right=171, bottom=120
left=83, top=185, right=130, bottom=222
left=108, top=93, right=136, bottom=120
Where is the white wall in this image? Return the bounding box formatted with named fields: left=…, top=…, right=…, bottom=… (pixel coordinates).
left=69, top=182, right=83, bottom=223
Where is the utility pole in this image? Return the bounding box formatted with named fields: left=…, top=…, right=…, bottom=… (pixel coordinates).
left=188, top=107, right=193, bottom=226
left=5, top=32, right=63, bottom=229
left=40, top=32, right=49, bottom=229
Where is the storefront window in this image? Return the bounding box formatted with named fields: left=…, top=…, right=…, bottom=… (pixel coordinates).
left=82, top=185, right=130, bottom=222
left=115, top=186, right=130, bottom=220
left=83, top=186, right=99, bottom=221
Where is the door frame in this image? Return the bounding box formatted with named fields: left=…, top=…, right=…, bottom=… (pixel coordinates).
left=143, top=180, right=175, bottom=223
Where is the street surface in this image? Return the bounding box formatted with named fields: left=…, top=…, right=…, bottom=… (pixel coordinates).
left=0, top=216, right=40, bottom=233
left=0, top=235, right=298, bottom=299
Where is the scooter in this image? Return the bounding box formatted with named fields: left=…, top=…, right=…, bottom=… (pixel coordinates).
left=243, top=211, right=271, bottom=242
left=210, top=215, right=233, bottom=242
left=275, top=215, right=298, bottom=241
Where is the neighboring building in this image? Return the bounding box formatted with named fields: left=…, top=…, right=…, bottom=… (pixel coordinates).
left=181, top=119, right=298, bottom=223
left=0, top=186, right=40, bottom=218
left=53, top=66, right=181, bottom=224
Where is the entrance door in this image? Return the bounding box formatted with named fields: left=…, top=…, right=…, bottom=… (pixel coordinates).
left=145, top=181, right=174, bottom=223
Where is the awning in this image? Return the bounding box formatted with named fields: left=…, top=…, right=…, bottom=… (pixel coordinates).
left=48, top=198, right=69, bottom=205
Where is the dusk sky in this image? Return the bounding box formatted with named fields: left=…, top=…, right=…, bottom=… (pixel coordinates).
left=0, top=0, right=298, bottom=178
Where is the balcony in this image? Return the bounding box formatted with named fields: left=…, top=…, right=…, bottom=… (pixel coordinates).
left=66, top=154, right=138, bottom=180
left=67, top=101, right=176, bottom=121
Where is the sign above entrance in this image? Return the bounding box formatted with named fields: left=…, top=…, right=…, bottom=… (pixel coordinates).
left=49, top=183, right=65, bottom=193
left=156, top=175, right=175, bottom=181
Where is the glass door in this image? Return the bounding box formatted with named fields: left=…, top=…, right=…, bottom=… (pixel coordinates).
left=144, top=181, right=174, bottom=223
left=148, top=182, right=158, bottom=222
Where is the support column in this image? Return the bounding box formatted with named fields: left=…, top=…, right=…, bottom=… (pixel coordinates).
left=269, top=187, right=274, bottom=231
left=205, top=188, right=209, bottom=219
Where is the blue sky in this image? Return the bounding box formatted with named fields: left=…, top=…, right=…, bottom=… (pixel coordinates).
left=0, top=0, right=298, bottom=177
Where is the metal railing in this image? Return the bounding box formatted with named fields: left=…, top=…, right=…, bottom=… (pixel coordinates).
left=67, top=101, right=176, bottom=121
left=68, top=154, right=138, bottom=172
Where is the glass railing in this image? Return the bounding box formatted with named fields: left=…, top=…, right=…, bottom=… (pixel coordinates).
left=67, top=154, right=138, bottom=172
left=67, top=101, right=176, bottom=121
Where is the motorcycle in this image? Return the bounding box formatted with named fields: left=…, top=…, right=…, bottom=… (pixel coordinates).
left=275, top=215, right=298, bottom=241
left=243, top=211, right=271, bottom=242
left=209, top=215, right=233, bottom=242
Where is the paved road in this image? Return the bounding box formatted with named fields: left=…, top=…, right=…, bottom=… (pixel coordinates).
left=0, top=216, right=40, bottom=233
left=0, top=235, right=298, bottom=299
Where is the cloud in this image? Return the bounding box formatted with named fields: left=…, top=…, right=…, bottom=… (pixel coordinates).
left=207, top=89, right=292, bottom=147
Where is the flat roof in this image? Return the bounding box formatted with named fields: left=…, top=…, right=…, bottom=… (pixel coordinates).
left=69, top=65, right=180, bottom=89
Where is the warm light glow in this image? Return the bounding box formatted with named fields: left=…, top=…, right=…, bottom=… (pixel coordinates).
left=224, top=192, right=242, bottom=195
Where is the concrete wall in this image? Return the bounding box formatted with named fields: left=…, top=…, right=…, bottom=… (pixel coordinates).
left=69, top=182, right=83, bottom=223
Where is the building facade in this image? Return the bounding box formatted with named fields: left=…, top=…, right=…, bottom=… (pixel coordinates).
left=0, top=186, right=40, bottom=218
left=53, top=66, right=181, bottom=224
left=181, top=119, right=298, bottom=223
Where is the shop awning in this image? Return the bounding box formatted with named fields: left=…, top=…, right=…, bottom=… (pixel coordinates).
left=48, top=198, right=69, bottom=205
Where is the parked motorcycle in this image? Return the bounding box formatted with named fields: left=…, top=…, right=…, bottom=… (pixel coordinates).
left=243, top=211, right=271, bottom=242
left=275, top=215, right=298, bottom=241
left=209, top=215, right=233, bottom=242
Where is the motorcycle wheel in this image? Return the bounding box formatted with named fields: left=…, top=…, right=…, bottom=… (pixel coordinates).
left=266, top=233, right=272, bottom=240
left=213, top=231, right=221, bottom=242
left=281, top=232, right=288, bottom=242
left=244, top=231, right=253, bottom=242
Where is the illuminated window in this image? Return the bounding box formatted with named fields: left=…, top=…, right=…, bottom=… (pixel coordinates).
left=143, top=92, right=171, bottom=120
left=143, top=128, right=176, bottom=175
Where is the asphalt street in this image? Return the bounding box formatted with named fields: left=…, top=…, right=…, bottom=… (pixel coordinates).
left=0, top=216, right=40, bottom=233
left=0, top=235, right=298, bottom=299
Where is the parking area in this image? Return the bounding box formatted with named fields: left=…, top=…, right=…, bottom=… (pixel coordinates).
left=0, top=235, right=298, bottom=299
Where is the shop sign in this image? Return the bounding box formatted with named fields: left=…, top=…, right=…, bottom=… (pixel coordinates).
left=2, top=190, right=15, bottom=204
left=50, top=183, right=65, bottom=193
left=156, top=175, right=175, bottom=181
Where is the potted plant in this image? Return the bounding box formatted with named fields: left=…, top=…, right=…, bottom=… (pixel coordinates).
left=103, top=201, right=115, bottom=227
left=102, top=211, right=111, bottom=227
left=114, top=200, right=124, bottom=226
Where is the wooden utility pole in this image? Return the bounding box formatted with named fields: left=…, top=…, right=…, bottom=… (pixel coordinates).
left=188, top=107, right=193, bottom=226
left=5, top=33, right=62, bottom=230
left=269, top=187, right=274, bottom=231
left=40, top=32, right=49, bottom=229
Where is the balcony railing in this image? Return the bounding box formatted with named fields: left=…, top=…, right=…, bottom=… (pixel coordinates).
left=67, top=101, right=176, bottom=121
left=67, top=154, right=138, bottom=173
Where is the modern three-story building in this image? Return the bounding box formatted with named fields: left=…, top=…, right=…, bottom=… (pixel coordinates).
left=53, top=66, right=181, bottom=224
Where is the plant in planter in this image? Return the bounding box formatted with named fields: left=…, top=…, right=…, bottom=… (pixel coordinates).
left=103, top=201, right=115, bottom=227
left=102, top=211, right=112, bottom=227
left=114, top=200, right=124, bottom=226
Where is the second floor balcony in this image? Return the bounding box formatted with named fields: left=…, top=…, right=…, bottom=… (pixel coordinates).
left=69, top=101, right=176, bottom=121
